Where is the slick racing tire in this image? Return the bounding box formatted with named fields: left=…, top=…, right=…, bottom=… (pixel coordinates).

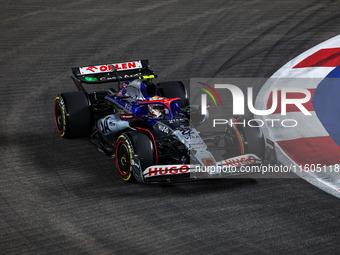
left=54, top=91, right=92, bottom=139
left=115, top=131, right=156, bottom=182
left=225, top=119, right=265, bottom=159
left=156, top=81, right=189, bottom=108
left=234, top=119, right=265, bottom=159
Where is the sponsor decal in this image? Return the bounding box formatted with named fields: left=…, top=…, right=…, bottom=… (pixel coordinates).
left=79, top=61, right=142, bottom=75
left=145, top=165, right=190, bottom=177
left=224, top=155, right=258, bottom=167
left=202, top=158, right=216, bottom=166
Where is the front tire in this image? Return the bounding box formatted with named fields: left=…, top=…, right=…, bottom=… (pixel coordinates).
left=225, top=119, right=265, bottom=159
left=115, top=131, right=156, bottom=182
left=115, top=134, right=135, bottom=181
left=235, top=119, right=265, bottom=159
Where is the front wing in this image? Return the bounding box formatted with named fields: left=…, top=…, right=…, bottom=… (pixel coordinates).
left=142, top=154, right=262, bottom=183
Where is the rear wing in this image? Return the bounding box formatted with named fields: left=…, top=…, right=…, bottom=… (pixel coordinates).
left=71, top=59, right=156, bottom=85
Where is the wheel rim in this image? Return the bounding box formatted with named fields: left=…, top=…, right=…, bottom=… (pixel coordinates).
left=116, top=141, right=131, bottom=176
left=54, top=100, right=64, bottom=133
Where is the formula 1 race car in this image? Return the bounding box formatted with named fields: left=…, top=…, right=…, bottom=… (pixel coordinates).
left=54, top=60, right=265, bottom=183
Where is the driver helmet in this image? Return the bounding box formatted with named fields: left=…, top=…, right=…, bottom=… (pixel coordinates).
left=148, top=104, right=168, bottom=118
left=147, top=96, right=169, bottom=118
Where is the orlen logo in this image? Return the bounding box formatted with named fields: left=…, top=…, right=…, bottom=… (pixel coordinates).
left=200, top=84, right=312, bottom=116
left=224, top=155, right=258, bottom=167
left=147, top=165, right=190, bottom=177
left=80, top=61, right=142, bottom=75
left=86, top=66, right=98, bottom=73
left=86, top=63, right=137, bottom=72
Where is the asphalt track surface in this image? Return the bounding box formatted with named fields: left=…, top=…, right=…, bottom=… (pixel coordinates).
left=1, top=1, right=340, bottom=254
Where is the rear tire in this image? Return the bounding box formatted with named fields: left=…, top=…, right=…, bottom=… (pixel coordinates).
left=156, top=81, right=189, bottom=108
left=54, top=91, right=92, bottom=138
